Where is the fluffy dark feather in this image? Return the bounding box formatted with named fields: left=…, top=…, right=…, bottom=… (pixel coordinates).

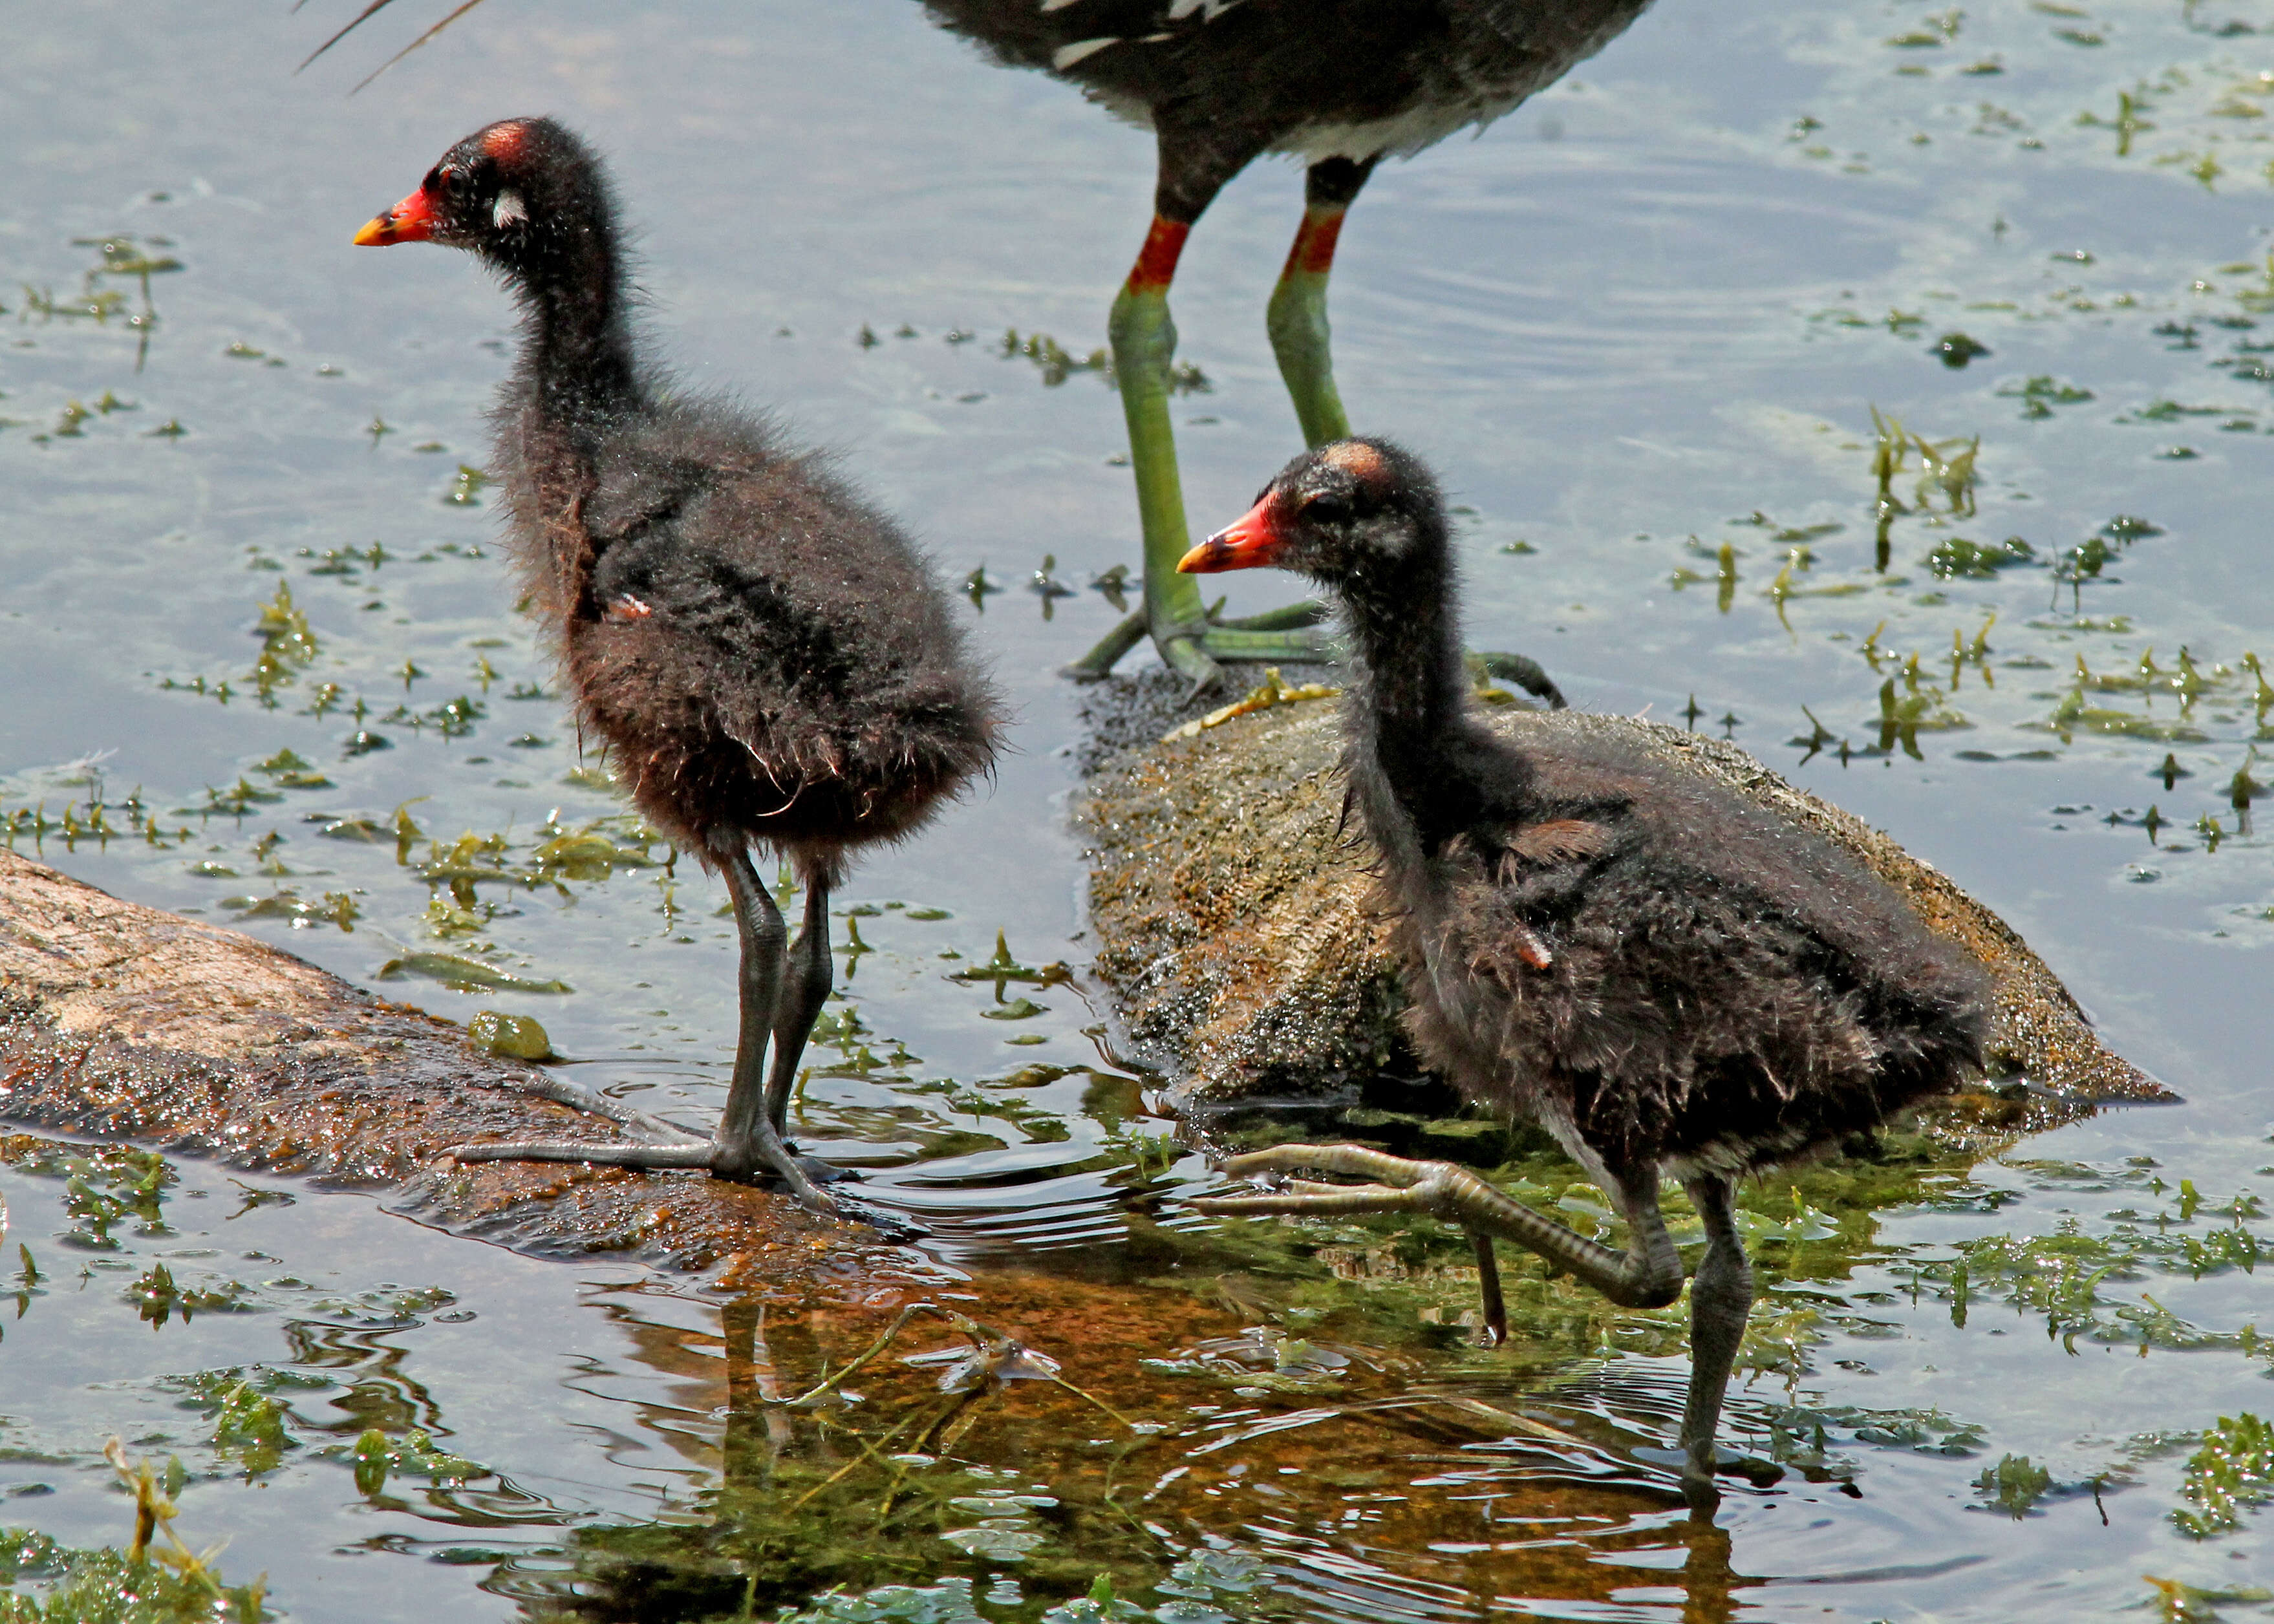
left=444, top=118, right=1000, bottom=888
left=1223, top=437, right=1990, bottom=1186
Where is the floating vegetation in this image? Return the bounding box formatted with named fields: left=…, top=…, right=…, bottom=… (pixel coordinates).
left=961, top=563, right=1002, bottom=612
left=1999, top=374, right=2096, bottom=418
left=1889, top=1166, right=2271, bottom=1355
left=998, top=326, right=1108, bottom=387
left=374, top=951, right=571, bottom=995
left=1877, top=670, right=1971, bottom=756
left=345, top=1427, right=489, bottom=1497
left=1087, top=563, right=1131, bottom=612
left=2032, top=646, right=2266, bottom=743
left=1027, top=553, right=1075, bottom=619
left=1974, top=1451, right=2055, bottom=1518
left=155, top=581, right=323, bottom=711
left=1909, top=428, right=1982, bottom=513
left=1933, top=331, right=1991, bottom=368
left=2174, top=1412, right=2274, bottom=1537
left=465, top=1009, right=553, bottom=1060
left=0, top=1442, right=270, bottom=1621
left=218, top=888, right=361, bottom=931
left=1927, top=534, right=2037, bottom=577
left=402, top=811, right=663, bottom=912
left=128, top=1262, right=252, bottom=1330
left=0, top=1137, right=175, bottom=1250
left=949, top=932, right=1073, bottom=993
left=443, top=462, right=489, bottom=506
left=1163, top=667, right=1336, bottom=741
left=0, top=782, right=192, bottom=855
left=994, top=326, right=1207, bottom=394
left=374, top=692, right=486, bottom=738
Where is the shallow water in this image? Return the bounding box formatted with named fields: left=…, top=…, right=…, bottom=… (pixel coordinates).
left=1, top=0, right=2270, bottom=1618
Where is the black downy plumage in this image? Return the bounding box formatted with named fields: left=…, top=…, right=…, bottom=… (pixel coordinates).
left=356, top=118, right=1000, bottom=1215
left=1183, top=437, right=1988, bottom=1510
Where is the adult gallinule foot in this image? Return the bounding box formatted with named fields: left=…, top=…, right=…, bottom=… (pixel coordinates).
left=1181, top=438, right=1990, bottom=1508
left=356, top=118, right=1002, bottom=1218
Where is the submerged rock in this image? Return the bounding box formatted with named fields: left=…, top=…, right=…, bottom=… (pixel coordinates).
left=1083, top=699, right=2169, bottom=1128
left=0, top=848, right=911, bottom=1285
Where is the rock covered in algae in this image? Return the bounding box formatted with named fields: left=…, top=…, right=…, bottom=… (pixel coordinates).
left=1082, top=700, right=2169, bottom=1122
left=0, top=848, right=908, bottom=1283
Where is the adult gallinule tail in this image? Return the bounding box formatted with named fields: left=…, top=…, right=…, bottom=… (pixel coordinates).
left=356, top=118, right=1002, bottom=1217
left=1181, top=438, right=1990, bottom=1507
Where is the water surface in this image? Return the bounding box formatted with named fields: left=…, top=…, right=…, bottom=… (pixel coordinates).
left=1, top=1, right=2270, bottom=1618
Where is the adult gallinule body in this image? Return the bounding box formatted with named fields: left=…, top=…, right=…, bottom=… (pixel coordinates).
left=356, top=118, right=1001, bottom=1216
left=1181, top=438, right=1990, bottom=1506
left=925, top=0, right=1653, bottom=689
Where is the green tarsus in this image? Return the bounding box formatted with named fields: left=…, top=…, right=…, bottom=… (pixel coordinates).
left=1104, top=280, right=1217, bottom=687
left=1267, top=249, right=1353, bottom=448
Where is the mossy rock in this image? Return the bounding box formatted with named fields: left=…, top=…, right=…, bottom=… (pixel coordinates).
left=1082, top=700, right=2167, bottom=1126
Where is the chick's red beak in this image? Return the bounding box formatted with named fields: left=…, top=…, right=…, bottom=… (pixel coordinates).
left=1178, top=495, right=1286, bottom=573
left=354, top=187, right=439, bottom=247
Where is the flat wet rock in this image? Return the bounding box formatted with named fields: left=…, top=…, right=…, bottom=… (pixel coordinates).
left=1082, top=696, right=2171, bottom=1133
left=0, top=849, right=912, bottom=1290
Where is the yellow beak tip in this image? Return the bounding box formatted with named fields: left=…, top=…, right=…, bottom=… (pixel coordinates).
left=352, top=217, right=392, bottom=248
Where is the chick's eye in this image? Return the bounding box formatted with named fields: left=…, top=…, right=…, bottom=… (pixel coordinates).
left=1303, top=494, right=1352, bottom=525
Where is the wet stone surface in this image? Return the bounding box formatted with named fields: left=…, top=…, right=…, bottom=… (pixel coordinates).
left=1083, top=693, right=2169, bottom=1120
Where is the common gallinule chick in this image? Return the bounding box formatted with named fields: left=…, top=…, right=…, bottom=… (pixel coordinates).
left=925, top=0, right=1653, bottom=690
left=1180, top=438, right=1989, bottom=1507
left=355, top=118, right=1001, bottom=1217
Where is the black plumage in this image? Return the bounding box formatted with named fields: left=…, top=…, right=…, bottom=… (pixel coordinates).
left=356, top=118, right=1000, bottom=1213
left=927, top=0, right=1654, bottom=204
left=1183, top=437, right=1988, bottom=1508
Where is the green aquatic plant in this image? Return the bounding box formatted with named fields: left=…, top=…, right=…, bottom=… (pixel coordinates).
left=0, top=1441, right=269, bottom=1621
left=1910, top=429, right=1980, bottom=509
left=1974, top=1451, right=2054, bottom=1518
left=444, top=463, right=489, bottom=506
left=1877, top=673, right=1969, bottom=758
left=1999, top=374, right=2094, bottom=418
left=1931, top=333, right=1991, bottom=370
left=374, top=951, right=570, bottom=995
left=127, top=1264, right=251, bottom=1331
left=342, top=1427, right=489, bottom=1499
left=0, top=1140, right=175, bottom=1251
left=771, top=1555, right=1269, bottom=1624
left=1925, top=535, right=2035, bottom=578
left=220, top=889, right=360, bottom=931
left=950, top=932, right=1073, bottom=994
left=998, top=328, right=1108, bottom=389
left=2174, top=1411, right=2274, bottom=1537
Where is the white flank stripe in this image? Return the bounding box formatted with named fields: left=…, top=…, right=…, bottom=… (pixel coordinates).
left=1051, top=36, right=1121, bottom=69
